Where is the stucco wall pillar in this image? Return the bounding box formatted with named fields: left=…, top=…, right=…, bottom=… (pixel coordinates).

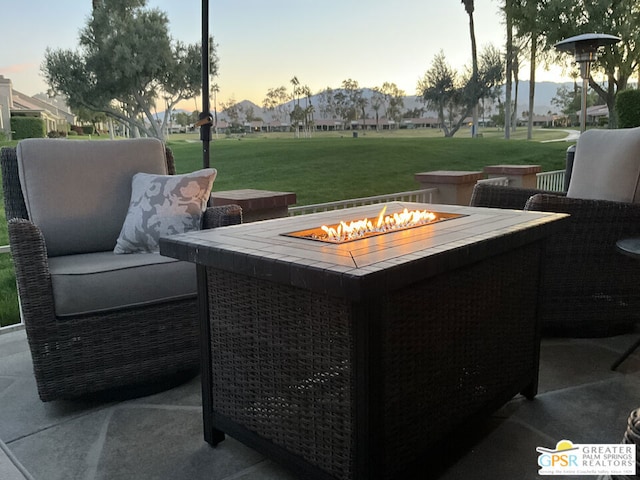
left=414, top=170, right=484, bottom=205
left=484, top=165, right=542, bottom=189
left=0, top=75, right=13, bottom=139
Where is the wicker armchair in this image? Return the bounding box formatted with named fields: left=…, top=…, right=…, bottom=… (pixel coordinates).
left=1, top=139, right=242, bottom=401
left=471, top=128, right=640, bottom=337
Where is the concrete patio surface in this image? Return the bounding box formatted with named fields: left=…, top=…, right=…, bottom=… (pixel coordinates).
left=2, top=325, right=640, bottom=480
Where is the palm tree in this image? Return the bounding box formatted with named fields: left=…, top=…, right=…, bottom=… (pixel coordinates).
left=461, top=0, right=479, bottom=137
left=290, top=76, right=301, bottom=138
left=511, top=43, right=521, bottom=132
left=503, top=0, right=513, bottom=139
left=211, top=83, right=219, bottom=136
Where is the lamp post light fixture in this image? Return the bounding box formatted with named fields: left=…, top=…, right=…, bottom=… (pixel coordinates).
left=555, top=33, right=621, bottom=133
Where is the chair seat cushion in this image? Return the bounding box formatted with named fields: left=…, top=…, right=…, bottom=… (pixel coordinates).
left=49, top=252, right=196, bottom=317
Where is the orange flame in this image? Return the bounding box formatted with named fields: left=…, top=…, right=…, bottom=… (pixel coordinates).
left=320, top=206, right=437, bottom=242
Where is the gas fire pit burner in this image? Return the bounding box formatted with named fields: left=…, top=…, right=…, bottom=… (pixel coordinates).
left=283, top=206, right=465, bottom=243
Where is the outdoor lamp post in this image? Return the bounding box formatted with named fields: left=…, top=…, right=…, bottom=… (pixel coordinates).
left=554, top=33, right=621, bottom=133
left=198, top=0, right=212, bottom=169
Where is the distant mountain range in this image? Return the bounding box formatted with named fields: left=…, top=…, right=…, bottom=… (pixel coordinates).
left=218, top=81, right=573, bottom=122
left=159, top=81, right=577, bottom=123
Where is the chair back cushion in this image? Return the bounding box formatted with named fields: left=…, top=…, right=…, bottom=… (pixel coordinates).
left=17, top=138, right=167, bottom=256
left=567, top=126, right=640, bottom=203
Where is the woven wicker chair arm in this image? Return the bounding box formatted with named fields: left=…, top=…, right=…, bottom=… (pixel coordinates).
left=470, top=183, right=564, bottom=210
left=7, top=218, right=57, bottom=330
left=526, top=193, right=640, bottom=221
left=164, top=146, right=176, bottom=175
left=202, top=204, right=243, bottom=229
left=1, top=147, right=28, bottom=221
left=525, top=193, right=640, bottom=254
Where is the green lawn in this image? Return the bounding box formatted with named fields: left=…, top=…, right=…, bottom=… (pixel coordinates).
left=169, top=131, right=570, bottom=205
left=0, top=130, right=572, bottom=327
left=0, top=177, right=20, bottom=327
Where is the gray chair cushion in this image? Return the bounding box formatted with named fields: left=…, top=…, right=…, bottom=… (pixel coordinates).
left=567, top=126, right=640, bottom=203
left=17, top=138, right=167, bottom=257
left=49, top=252, right=196, bottom=317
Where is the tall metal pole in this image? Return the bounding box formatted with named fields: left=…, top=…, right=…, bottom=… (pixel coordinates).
left=580, top=62, right=590, bottom=134
left=200, top=0, right=211, bottom=169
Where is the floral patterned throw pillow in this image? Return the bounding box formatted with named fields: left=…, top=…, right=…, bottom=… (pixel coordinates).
left=114, top=168, right=217, bottom=254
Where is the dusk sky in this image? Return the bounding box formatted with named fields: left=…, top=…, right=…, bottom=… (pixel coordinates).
left=1, top=0, right=572, bottom=111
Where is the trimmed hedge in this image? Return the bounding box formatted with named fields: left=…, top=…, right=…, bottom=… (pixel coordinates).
left=11, top=116, right=46, bottom=139
left=70, top=125, right=95, bottom=135
left=616, top=89, right=640, bottom=128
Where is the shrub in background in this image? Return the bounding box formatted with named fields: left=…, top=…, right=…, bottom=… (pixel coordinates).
left=47, top=130, right=68, bottom=138
left=11, top=117, right=46, bottom=139
left=616, top=89, right=640, bottom=128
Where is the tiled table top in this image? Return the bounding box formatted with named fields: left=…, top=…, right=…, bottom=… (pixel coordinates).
left=160, top=202, right=568, bottom=299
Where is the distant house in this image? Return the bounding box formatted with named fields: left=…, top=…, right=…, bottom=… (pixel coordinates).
left=578, top=104, right=609, bottom=125
left=314, top=119, right=343, bottom=131
left=0, top=75, right=75, bottom=138
left=401, top=117, right=441, bottom=129
left=528, top=114, right=555, bottom=127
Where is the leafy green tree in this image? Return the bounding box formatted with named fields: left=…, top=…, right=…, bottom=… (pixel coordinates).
left=316, top=87, right=337, bottom=120
left=262, top=86, right=289, bottom=123
left=42, top=0, right=217, bottom=139
left=418, top=51, right=459, bottom=136
left=551, top=84, right=581, bottom=124
left=545, top=0, right=640, bottom=128
left=356, top=96, right=368, bottom=130
left=340, top=79, right=363, bottom=129
left=369, top=83, right=405, bottom=130
left=418, top=47, right=503, bottom=137
left=478, top=45, right=505, bottom=106
left=370, top=88, right=384, bottom=130
left=244, top=105, right=258, bottom=123
left=174, top=111, right=192, bottom=128
left=379, top=82, right=406, bottom=127
left=290, top=104, right=306, bottom=136
left=616, top=89, right=640, bottom=128
left=73, top=106, right=107, bottom=135
left=492, top=99, right=506, bottom=128
left=403, top=107, right=425, bottom=118
left=220, top=97, right=242, bottom=129
left=509, top=0, right=556, bottom=139
left=333, top=91, right=350, bottom=127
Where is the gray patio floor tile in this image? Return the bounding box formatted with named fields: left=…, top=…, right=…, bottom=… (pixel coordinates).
left=2, top=326, right=640, bottom=480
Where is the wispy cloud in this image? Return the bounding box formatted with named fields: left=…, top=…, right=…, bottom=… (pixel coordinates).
left=0, top=63, right=38, bottom=74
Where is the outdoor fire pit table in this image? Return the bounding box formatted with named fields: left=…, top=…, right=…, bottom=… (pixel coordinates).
left=159, top=202, right=567, bottom=480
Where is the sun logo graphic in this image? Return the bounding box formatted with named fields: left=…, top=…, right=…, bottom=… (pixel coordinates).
left=537, top=439, right=579, bottom=471
left=537, top=439, right=636, bottom=476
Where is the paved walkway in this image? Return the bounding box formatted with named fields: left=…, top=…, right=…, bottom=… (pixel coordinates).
left=542, top=129, right=580, bottom=143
